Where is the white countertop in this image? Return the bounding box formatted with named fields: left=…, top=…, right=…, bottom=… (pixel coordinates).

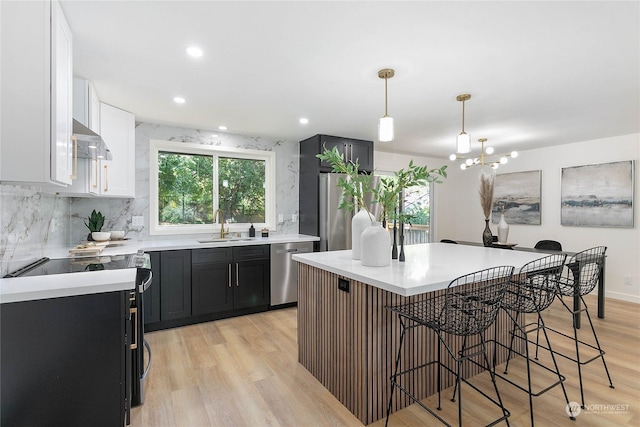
left=0, top=268, right=137, bottom=304
left=44, top=234, right=319, bottom=259
left=292, top=243, right=547, bottom=297
left=1, top=234, right=318, bottom=304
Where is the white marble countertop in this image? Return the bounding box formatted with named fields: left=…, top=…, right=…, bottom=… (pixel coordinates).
left=292, top=242, right=547, bottom=297
left=0, top=268, right=137, bottom=304
left=1, top=234, right=319, bottom=304
left=43, top=234, right=319, bottom=259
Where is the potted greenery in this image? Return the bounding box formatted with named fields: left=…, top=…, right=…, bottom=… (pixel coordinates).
left=317, top=147, right=375, bottom=260
left=84, top=209, right=105, bottom=241
left=316, top=147, right=447, bottom=263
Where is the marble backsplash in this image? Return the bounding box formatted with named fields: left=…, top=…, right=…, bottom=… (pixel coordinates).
left=1, top=122, right=300, bottom=275
left=0, top=185, right=71, bottom=275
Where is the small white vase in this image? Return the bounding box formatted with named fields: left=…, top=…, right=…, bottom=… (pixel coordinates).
left=360, top=222, right=391, bottom=267
left=497, top=213, right=510, bottom=243
left=351, top=208, right=372, bottom=260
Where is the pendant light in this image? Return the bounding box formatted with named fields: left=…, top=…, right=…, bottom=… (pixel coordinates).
left=378, top=68, right=395, bottom=142
left=456, top=94, right=471, bottom=153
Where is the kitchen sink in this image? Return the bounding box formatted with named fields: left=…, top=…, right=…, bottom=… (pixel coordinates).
left=197, top=238, right=256, bottom=244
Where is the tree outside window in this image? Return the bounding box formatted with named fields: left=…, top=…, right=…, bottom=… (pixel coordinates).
left=150, top=140, right=275, bottom=235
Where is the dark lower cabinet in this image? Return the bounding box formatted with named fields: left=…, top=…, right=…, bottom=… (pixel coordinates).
left=192, top=247, right=234, bottom=315
left=143, top=251, right=161, bottom=324
left=159, top=249, right=191, bottom=321
left=233, top=249, right=270, bottom=309
left=1, top=291, right=129, bottom=427
left=145, top=245, right=270, bottom=331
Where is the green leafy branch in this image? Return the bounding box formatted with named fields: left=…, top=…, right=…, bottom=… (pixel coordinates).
left=316, top=146, right=374, bottom=220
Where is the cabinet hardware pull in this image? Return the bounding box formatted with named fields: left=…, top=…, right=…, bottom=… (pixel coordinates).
left=104, top=164, right=109, bottom=192
left=236, top=263, right=239, bottom=286
left=70, top=136, right=78, bottom=179
left=228, top=263, right=232, bottom=288
left=130, top=307, right=138, bottom=350
left=350, top=143, right=353, bottom=162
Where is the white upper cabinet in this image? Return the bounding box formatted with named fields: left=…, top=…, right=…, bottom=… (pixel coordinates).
left=0, top=0, right=74, bottom=186
left=97, top=103, right=136, bottom=198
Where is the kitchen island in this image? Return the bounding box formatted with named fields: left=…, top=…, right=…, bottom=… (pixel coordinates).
left=292, top=243, right=546, bottom=425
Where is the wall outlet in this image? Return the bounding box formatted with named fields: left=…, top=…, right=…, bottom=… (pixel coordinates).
left=132, top=216, right=144, bottom=227
left=292, top=213, right=298, bottom=223
left=278, top=213, right=284, bottom=224
left=624, top=275, right=632, bottom=286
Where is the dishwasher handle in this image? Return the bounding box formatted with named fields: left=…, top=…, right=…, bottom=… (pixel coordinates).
left=275, top=247, right=312, bottom=255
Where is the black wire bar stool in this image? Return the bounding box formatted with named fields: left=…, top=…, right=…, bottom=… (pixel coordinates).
left=543, top=246, right=614, bottom=409
left=491, top=254, right=575, bottom=426
left=385, top=266, right=515, bottom=427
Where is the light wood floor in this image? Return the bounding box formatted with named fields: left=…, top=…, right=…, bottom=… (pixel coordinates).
left=131, top=295, right=640, bottom=426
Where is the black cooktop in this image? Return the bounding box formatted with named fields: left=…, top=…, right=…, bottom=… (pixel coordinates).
left=4, top=255, right=135, bottom=278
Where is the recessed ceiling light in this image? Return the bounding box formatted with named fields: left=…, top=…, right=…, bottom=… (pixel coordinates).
left=299, top=118, right=309, bottom=124
left=218, top=125, right=227, bottom=131
left=186, top=46, right=203, bottom=57
left=173, top=97, right=186, bottom=104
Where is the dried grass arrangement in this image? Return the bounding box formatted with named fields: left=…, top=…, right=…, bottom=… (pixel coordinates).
left=479, top=171, right=495, bottom=220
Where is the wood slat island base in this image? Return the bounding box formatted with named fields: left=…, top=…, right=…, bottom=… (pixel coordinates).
left=297, top=264, right=519, bottom=425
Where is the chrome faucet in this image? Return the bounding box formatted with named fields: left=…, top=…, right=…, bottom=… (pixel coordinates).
left=214, top=209, right=229, bottom=239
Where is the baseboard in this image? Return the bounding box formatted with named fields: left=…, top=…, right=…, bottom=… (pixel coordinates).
left=605, top=291, right=640, bottom=304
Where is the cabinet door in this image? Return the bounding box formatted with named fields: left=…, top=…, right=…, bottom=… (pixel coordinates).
left=318, top=135, right=349, bottom=171
left=192, top=262, right=233, bottom=315
left=144, top=251, right=161, bottom=324
left=1, top=291, right=128, bottom=426
left=349, top=140, right=374, bottom=173
left=160, top=250, right=191, bottom=321
left=99, top=103, right=135, bottom=197
left=51, top=0, right=74, bottom=185
left=234, top=258, right=270, bottom=309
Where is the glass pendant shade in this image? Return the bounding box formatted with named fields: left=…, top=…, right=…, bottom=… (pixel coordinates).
left=457, top=132, right=471, bottom=153
left=378, top=116, right=394, bottom=142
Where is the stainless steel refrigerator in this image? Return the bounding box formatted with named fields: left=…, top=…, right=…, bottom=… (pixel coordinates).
left=318, top=173, right=381, bottom=252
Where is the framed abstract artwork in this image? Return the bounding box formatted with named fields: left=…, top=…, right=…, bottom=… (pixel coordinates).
left=561, top=160, right=634, bottom=227
left=492, top=170, right=542, bottom=225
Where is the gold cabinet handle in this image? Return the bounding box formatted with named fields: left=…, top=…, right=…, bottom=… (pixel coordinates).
left=129, top=306, right=138, bottom=350
left=228, top=263, right=232, bottom=288
left=236, top=263, right=239, bottom=286
left=70, top=136, right=78, bottom=179
left=103, top=164, right=109, bottom=192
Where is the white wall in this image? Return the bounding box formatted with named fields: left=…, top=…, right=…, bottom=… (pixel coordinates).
left=432, top=133, right=640, bottom=303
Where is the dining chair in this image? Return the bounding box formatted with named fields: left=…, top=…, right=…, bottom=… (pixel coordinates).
left=534, top=240, right=563, bottom=251
left=546, top=246, right=614, bottom=409
left=493, top=254, right=574, bottom=426
left=385, top=266, right=514, bottom=427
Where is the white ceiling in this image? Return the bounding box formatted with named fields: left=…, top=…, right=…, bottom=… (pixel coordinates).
left=60, top=1, right=639, bottom=159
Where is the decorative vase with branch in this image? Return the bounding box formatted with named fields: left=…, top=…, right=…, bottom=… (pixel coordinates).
left=316, top=147, right=375, bottom=259
left=479, top=171, right=495, bottom=247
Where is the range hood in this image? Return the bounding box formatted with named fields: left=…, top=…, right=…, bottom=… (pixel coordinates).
left=72, top=119, right=112, bottom=161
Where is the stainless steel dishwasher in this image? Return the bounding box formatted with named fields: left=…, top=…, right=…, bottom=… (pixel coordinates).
left=270, top=241, right=313, bottom=306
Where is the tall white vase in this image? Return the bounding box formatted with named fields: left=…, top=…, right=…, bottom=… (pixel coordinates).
left=351, top=208, right=372, bottom=260
left=360, top=222, right=391, bottom=267
left=497, top=213, right=510, bottom=243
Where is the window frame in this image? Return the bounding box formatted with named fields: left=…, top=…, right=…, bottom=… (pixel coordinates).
left=149, top=139, right=276, bottom=236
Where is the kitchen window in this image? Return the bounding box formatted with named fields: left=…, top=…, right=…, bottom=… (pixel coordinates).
left=149, top=139, right=275, bottom=235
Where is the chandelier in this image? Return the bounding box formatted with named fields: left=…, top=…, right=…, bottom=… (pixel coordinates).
left=450, top=138, right=519, bottom=170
